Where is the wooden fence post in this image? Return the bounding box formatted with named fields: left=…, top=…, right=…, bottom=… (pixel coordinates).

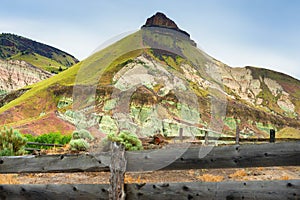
left=205, top=131, right=209, bottom=145
left=270, top=129, right=276, bottom=143
left=179, top=127, right=183, bottom=142
left=109, top=142, right=126, bottom=200
left=235, top=125, right=240, bottom=144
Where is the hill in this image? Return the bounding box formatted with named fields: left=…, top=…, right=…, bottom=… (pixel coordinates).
left=0, top=12, right=299, bottom=138
left=0, top=33, right=79, bottom=73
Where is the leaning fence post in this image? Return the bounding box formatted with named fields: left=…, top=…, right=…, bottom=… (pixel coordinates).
left=109, top=142, right=126, bottom=200
left=235, top=125, right=240, bottom=144
left=270, top=129, right=276, bottom=143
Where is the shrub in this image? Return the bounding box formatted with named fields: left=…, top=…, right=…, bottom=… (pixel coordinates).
left=23, top=134, right=35, bottom=142
left=69, top=139, right=89, bottom=151
left=35, top=133, right=59, bottom=144
left=23, top=132, right=71, bottom=149
left=61, top=134, right=72, bottom=144
left=0, top=127, right=27, bottom=156
left=72, top=129, right=94, bottom=141
left=69, top=129, right=94, bottom=151
left=107, top=131, right=143, bottom=151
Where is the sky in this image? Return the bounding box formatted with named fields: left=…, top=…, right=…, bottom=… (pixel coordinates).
left=1, top=0, right=300, bottom=80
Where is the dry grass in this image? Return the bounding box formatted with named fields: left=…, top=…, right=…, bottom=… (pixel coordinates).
left=280, top=175, right=291, bottom=180
left=34, top=144, right=77, bottom=155
left=197, top=174, right=224, bottom=182
left=228, top=169, right=247, bottom=179
left=125, top=174, right=145, bottom=184
left=0, top=174, right=19, bottom=184
left=256, top=167, right=264, bottom=171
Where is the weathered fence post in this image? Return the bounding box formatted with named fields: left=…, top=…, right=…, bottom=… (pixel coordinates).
left=270, top=129, right=276, bottom=143
left=235, top=125, right=240, bottom=144
left=109, top=142, right=126, bottom=200
left=205, top=131, right=209, bottom=145
left=179, top=127, right=183, bottom=142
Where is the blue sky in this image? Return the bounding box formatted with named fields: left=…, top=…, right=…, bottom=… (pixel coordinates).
left=1, top=0, right=300, bottom=79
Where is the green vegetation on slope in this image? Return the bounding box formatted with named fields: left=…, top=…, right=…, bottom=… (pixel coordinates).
left=9, top=52, right=68, bottom=73
left=0, top=33, right=79, bottom=73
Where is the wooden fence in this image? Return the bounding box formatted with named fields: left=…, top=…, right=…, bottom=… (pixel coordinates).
left=25, top=142, right=64, bottom=152
left=1, top=142, right=299, bottom=173
left=1, top=180, right=299, bottom=199
left=0, top=141, right=299, bottom=199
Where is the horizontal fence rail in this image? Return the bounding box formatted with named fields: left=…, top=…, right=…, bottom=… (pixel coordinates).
left=26, top=142, right=64, bottom=147
left=168, top=136, right=300, bottom=143
left=25, top=142, right=65, bottom=152
left=0, top=142, right=299, bottom=173
left=0, top=180, right=299, bottom=200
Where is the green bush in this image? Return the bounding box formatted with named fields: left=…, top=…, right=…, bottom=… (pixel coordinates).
left=23, top=134, right=35, bottom=142
left=107, top=131, right=143, bottom=151
left=0, top=127, right=27, bottom=156
left=69, top=139, right=89, bottom=151
left=23, top=132, right=71, bottom=149
left=72, top=129, right=94, bottom=141
left=35, top=132, right=71, bottom=144
left=68, top=129, right=94, bottom=151
left=61, top=134, right=72, bottom=144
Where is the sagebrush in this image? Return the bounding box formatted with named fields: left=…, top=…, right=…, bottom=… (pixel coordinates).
left=107, top=131, right=143, bottom=151
left=69, top=129, right=93, bottom=151
left=0, top=127, right=27, bottom=156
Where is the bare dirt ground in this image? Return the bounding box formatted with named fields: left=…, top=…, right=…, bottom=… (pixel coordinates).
left=1, top=166, right=299, bottom=184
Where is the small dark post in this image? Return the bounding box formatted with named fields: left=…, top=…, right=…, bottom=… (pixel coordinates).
left=179, top=127, right=183, bottom=142
left=270, top=129, right=276, bottom=143
left=235, top=125, right=240, bottom=144
left=205, top=131, right=209, bottom=145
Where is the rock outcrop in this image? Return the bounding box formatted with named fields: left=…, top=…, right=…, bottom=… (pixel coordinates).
left=144, top=12, right=179, bottom=29
left=142, top=12, right=191, bottom=37
left=0, top=59, right=52, bottom=93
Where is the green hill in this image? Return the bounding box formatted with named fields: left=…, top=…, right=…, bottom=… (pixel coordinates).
left=0, top=33, right=79, bottom=73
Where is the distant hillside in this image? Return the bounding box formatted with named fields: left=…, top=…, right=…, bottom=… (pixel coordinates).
left=0, top=33, right=79, bottom=73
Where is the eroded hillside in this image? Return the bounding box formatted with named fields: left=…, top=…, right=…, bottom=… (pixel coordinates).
left=0, top=13, right=299, bottom=139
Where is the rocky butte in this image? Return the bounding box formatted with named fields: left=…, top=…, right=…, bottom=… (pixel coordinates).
left=142, top=12, right=187, bottom=34
left=141, top=12, right=196, bottom=46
